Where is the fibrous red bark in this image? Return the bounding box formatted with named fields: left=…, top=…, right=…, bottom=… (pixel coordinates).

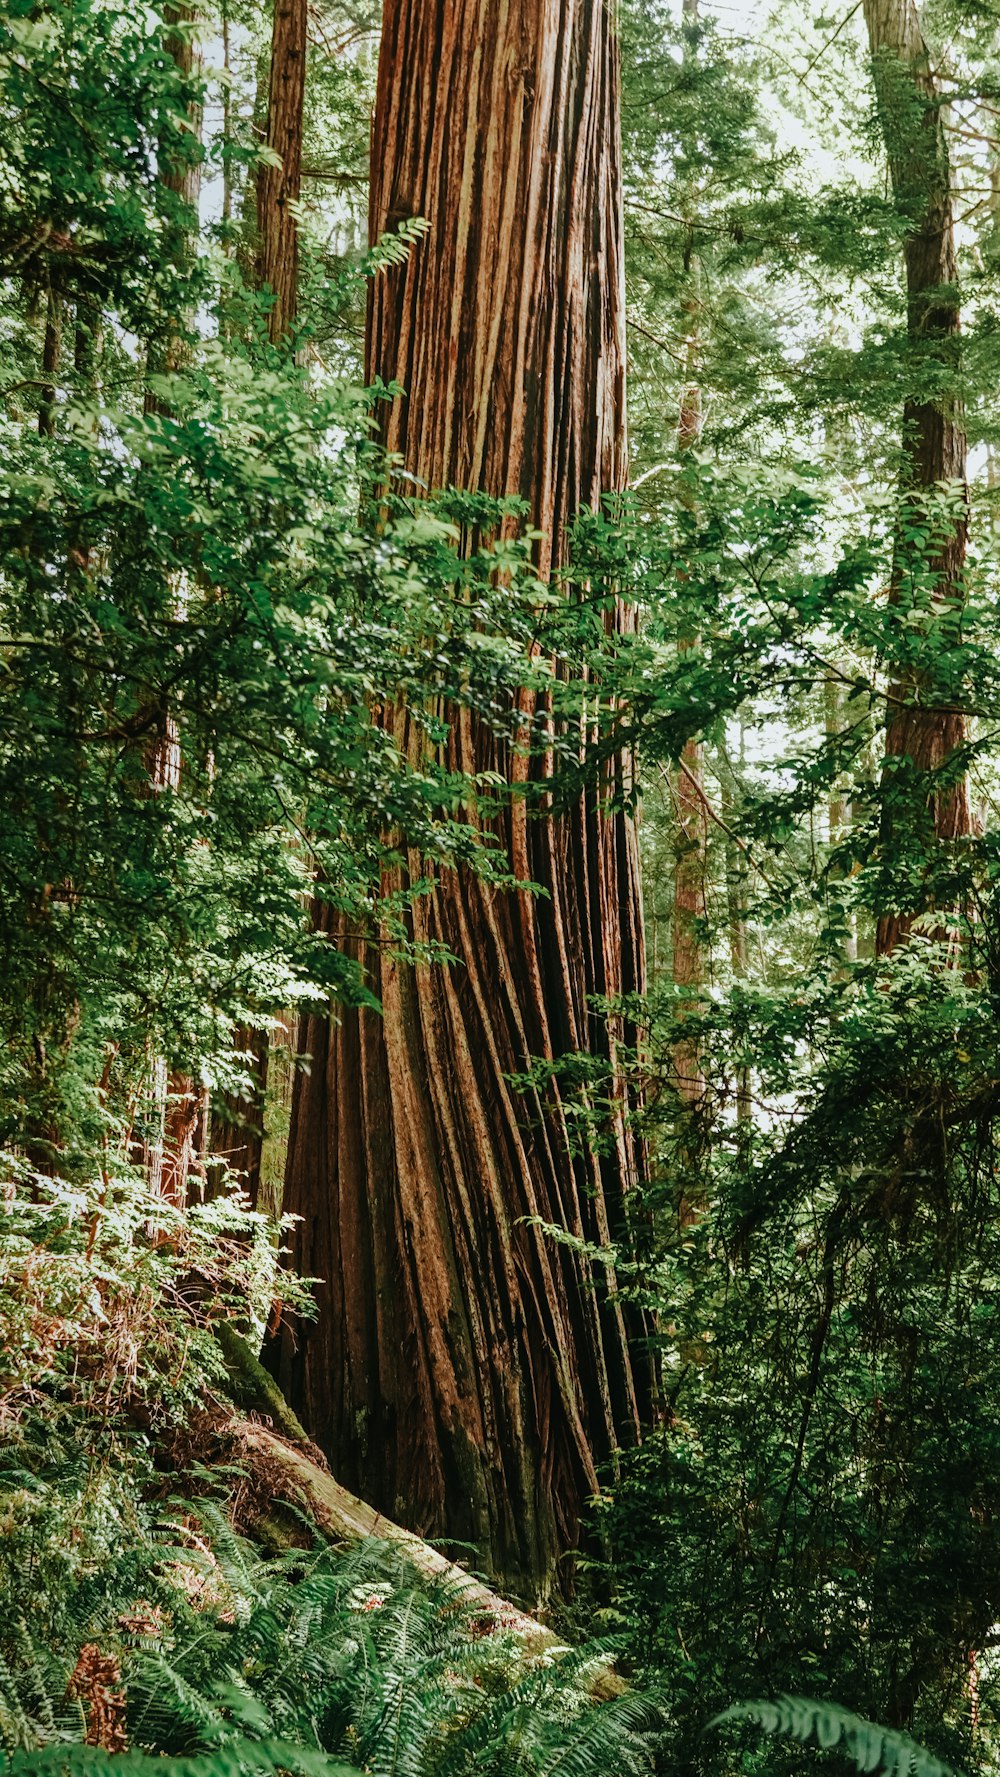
left=256, top=0, right=306, bottom=343
left=276, top=0, right=648, bottom=1601
left=864, top=0, right=974, bottom=956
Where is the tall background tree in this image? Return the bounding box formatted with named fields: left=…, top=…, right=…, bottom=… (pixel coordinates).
left=208, top=0, right=310, bottom=1204
left=863, top=0, right=974, bottom=955
left=670, top=0, right=708, bottom=1130
left=256, top=0, right=306, bottom=343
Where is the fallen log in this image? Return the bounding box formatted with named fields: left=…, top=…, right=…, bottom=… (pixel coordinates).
left=213, top=1346, right=627, bottom=1695
left=214, top=1324, right=563, bottom=1652
left=232, top=1418, right=559, bottom=1649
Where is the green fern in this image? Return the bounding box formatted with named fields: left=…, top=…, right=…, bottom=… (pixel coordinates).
left=709, top=1697, right=964, bottom=1777
left=0, top=1418, right=661, bottom=1777
left=0, top=1737, right=354, bottom=1777
left=125, top=1537, right=663, bottom=1777
left=0, top=1626, right=88, bottom=1754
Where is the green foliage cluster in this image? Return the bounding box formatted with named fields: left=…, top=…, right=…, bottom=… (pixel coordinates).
left=597, top=949, right=1000, bottom=1743
left=710, top=1698, right=963, bottom=1777
left=522, top=449, right=1000, bottom=1761
left=0, top=1156, right=312, bottom=1421
left=0, top=1152, right=661, bottom=1777
left=0, top=1430, right=660, bottom=1777
left=0, top=0, right=576, bottom=1168
left=0, top=348, right=553, bottom=1160
left=560, top=4, right=1000, bottom=1767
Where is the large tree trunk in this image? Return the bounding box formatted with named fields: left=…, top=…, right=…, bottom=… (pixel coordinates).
left=863, top=0, right=974, bottom=957
left=276, top=0, right=647, bottom=1603
left=256, top=0, right=306, bottom=343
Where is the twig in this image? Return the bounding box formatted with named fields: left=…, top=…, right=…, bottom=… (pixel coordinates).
left=797, top=0, right=865, bottom=84
left=660, top=758, right=784, bottom=897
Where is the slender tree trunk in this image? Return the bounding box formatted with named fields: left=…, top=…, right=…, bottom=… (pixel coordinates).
left=863, top=11, right=979, bottom=1732
left=255, top=1012, right=298, bottom=1220
left=142, top=6, right=202, bottom=1204
left=277, top=0, right=647, bottom=1602
left=141, top=714, right=198, bottom=1209
left=210, top=1025, right=269, bottom=1204
left=224, top=0, right=309, bottom=1201
left=825, top=675, right=859, bottom=966
left=671, top=737, right=706, bottom=1103
left=671, top=287, right=709, bottom=1221
left=670, top=0, right=708, bottom=1116
left=204, top=0, right=306, bottom=1213
left=672, top=250, right=707, bottom=1110
left=146, top=3, right=202, bottom=403
left=863, top=0, right=974, bottom=957
left=221, top=0, right=233, bottom=243
left=719, top=736, right=751, bottom=1133
left=256, top=0, right=306, bottom=343
left=74, top=300, right=101, bottom=388
left=38, top=284, right=61, bottom=437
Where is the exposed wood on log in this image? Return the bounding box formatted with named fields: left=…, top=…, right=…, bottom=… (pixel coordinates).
left=235, top=1420, right=561, bottom=1649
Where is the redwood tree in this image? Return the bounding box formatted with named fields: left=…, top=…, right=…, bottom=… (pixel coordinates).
left=669, top=0, right=708, bottom=1158
left=256, top=0, right=306, bottom=343
left=209, top=0, right=308, bottom=1197
left=143, top=2, right=204, bottom=1206
left=864, top=0, right=975, bottom=956
left=672, top=244, right=707, bottom=1108
left=276, top=0, right=648, bottom=1599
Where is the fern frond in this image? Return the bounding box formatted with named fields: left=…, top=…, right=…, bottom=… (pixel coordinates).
left=0, top=1624, right=83, bottom=1754
left=0, top=1735, right=356, bottom=1777
left=538, top=1691, right=663, bottom=1777
left=0, top=1419, right=657, bottom=1777
left=125, top=1651, right=233, bottom=1755
left=709, top=1697, right=964, bottom=1777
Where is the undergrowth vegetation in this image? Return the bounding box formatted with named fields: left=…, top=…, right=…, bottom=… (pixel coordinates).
left=0, top=1159, right=663, bottom=1777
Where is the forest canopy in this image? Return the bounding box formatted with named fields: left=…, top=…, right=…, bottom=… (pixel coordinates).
left=3, top=0, right=1000, bottom=1775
